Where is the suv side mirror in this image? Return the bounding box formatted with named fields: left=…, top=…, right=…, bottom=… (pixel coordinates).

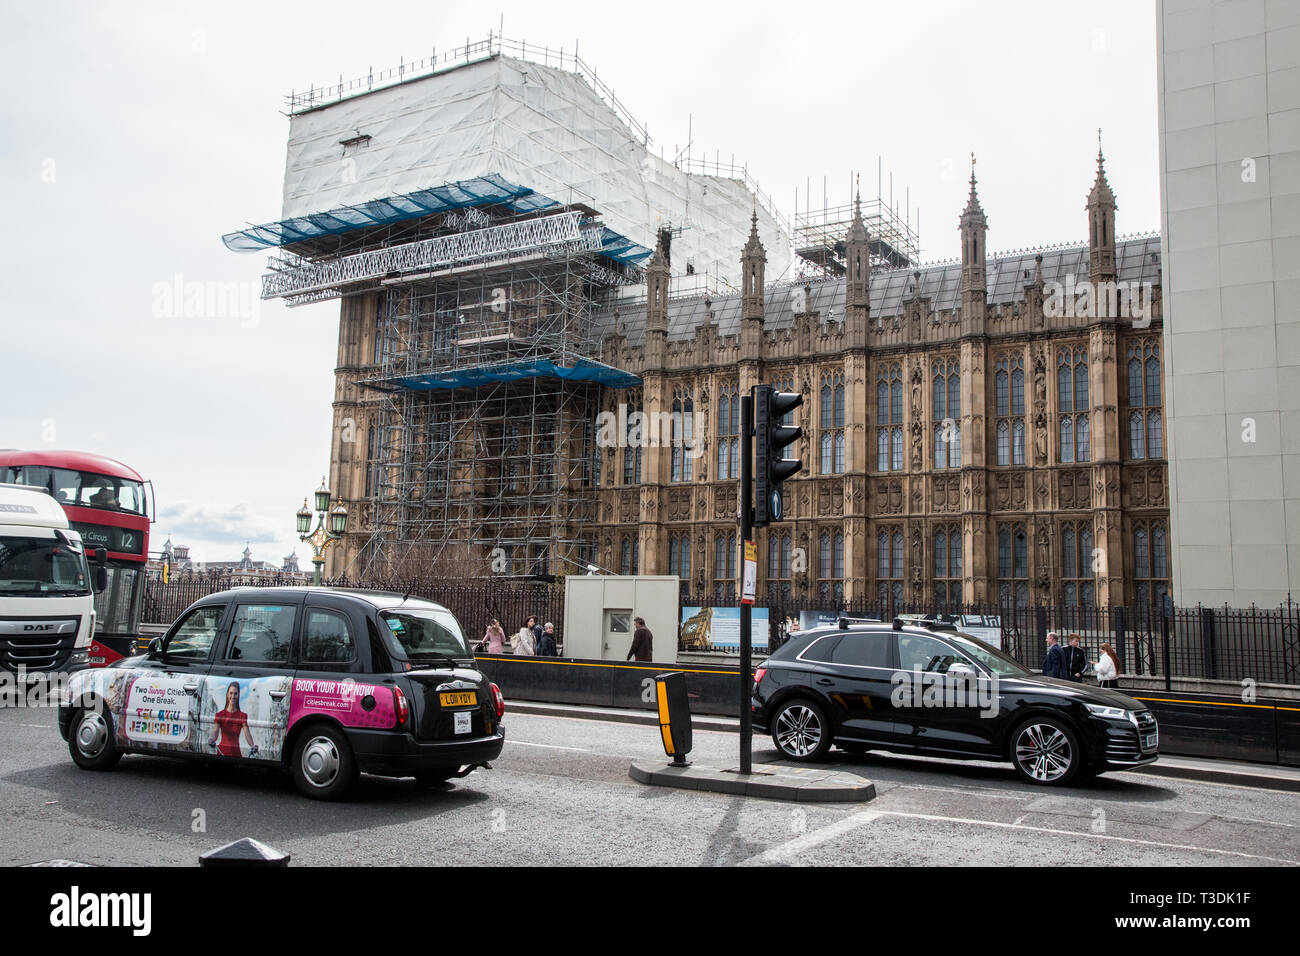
left=947, top=662, right=978, bottom=677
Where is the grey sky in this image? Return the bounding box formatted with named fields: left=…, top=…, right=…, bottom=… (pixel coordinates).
left=0, top=0, right=1158, bottom=566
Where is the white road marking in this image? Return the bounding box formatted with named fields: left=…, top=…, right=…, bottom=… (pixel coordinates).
left=742, top=811, right=884, bottom=865
left=14, top=724, right=51, bottom=730
left=507, top=740, right=591, bottom=753
left=743, top=808, right=1300, bottom=866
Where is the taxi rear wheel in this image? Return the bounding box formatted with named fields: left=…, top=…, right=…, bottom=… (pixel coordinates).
left=291, top=725, right=357, bottom=800
left=68, top=707, right=122, bottom=771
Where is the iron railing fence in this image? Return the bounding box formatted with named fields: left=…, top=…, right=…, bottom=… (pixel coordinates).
left=142, top=574, right=1298, bottom=686
left=683, top=592, right=1300, bottom=687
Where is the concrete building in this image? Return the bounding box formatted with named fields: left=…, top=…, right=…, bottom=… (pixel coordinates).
left=1157, top=0, right=1300, bottom=606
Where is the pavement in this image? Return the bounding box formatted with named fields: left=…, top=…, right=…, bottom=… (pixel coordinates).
left=509, top=699, right=1300, bottom=793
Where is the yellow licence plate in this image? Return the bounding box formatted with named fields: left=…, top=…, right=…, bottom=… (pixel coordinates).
left=439, top=691, right=477, bottom=708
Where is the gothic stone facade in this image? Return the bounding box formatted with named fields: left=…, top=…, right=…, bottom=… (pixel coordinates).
left=592, top=157, right=1170, bottom=611
left=324, top=154, right=1171, bottom=611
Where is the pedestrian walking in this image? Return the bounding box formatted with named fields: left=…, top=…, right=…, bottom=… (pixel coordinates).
left=512, top=620, right=536, bottom=656
left=1043, top=631, right=1066, bottom=679
left=482, top=619, right=505, bottom=655
left=1096, top=642, right=1120, bottom=688
left=526, top=615, right=544, bottom=648
left=627, top=616, right=653, bottom=662
left=1064, top=633, right=1087, bottom=682
left=537, top=621, right=557, bottom=657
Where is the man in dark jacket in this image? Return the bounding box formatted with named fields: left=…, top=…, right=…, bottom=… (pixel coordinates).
left=1063, top=634, right=1087, bottom=682
left=628, top=616, right=653, bottom=662
left=1043, top=632, right=1066, bottom=679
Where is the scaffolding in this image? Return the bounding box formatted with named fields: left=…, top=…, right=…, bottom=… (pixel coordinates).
left=354, top=210, right=638, bottom=578
left=794, top=196, right=920, bottom=277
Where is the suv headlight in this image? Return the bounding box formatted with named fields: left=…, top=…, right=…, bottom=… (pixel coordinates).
left=1084, top=703, right=1133, bottom=723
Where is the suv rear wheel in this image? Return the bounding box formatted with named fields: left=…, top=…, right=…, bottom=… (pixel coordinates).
left=1011, top=717, right=1081, bottom=785
left=291, top=725, right=358, bottom=800
left=771, top=699, right=832, bottom=762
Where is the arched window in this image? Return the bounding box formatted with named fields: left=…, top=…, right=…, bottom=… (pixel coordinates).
left=1126, top=341, right=1163, bottom=459
left=1058, top=346, right=1089, bottom=462
left=876, top=364, right=902, bottom=472
left=935, top=526, right=962, bottom=607
left=623, top=389, right=643, bottom=485
left=877, top=528, right=903, bottom=609
left=821, top=371, right=846, bottom=474
left=998, top=524, right=1028, bottom=608
left=933, top=357, right=961, bottom=468
left=717, top=381, right=739, bottom=479
left=1062, top=521, right=1096, bottom=607
left=995, top=353, right=1025, bottom=466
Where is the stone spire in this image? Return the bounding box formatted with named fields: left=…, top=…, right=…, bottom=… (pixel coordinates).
left=645, top=226, right=670, bottom=368
left=646, top=226, right=670, bottom=335
left=741, top=210, right=766, bottom=323
left=845, top=180, right=871, bottom=315
left=1088, top=129, right=1117, bottom=281
left=960, top=153, right=988, bottom=297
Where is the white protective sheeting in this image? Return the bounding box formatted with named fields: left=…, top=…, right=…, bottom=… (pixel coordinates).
left=282, top=55, right=791, bottom=285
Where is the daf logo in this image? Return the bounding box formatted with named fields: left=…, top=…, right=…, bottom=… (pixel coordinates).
left=24, top=624, right=56, bottom=631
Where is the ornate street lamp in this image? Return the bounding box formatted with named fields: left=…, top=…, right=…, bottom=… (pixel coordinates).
left=297, top=476, right=348, bottom=586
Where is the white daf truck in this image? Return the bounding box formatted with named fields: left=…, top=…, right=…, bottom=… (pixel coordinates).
left=0, top=483, right=105, bottom=674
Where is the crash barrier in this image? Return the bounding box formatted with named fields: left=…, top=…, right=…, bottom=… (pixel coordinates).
left=1127, top=692, right=1300, bottom=766
left=143, top=575, right=1299, bottom=688
left=476, top=654, right=1300, bottom=767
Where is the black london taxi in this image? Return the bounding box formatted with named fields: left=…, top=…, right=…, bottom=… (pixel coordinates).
left=752, top=619, right=1158, bottom=785
left=59, top=587, right=505, bottom=799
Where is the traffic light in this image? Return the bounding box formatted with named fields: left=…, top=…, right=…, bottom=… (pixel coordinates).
left=753, top=385, right=803, bottom=526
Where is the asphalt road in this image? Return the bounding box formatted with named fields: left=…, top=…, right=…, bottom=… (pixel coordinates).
left=1, top=705, right=1297, bottom=866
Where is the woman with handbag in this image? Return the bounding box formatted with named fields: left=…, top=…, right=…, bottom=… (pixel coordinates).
left=512, top=621, right=536, bottom=656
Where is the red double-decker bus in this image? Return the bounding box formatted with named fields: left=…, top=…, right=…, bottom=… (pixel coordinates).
left=0, top=450, right=152, bottom=665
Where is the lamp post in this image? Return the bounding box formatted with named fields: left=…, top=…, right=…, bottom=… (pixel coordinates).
left=296, top=477, right=348, bottom=586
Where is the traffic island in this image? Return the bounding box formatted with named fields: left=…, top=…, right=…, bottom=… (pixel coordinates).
left=629, top=759, right=877, bottom=803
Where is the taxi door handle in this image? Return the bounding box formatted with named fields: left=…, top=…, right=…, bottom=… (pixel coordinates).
left=270, top=690, right=287, bottom=701
left=183, top=682, right=199, bottom=693
left=816, top=678, right=834, bottom=687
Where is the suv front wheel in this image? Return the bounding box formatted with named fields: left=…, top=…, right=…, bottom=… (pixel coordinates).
left=1011, top=717, right=1081, bottom=785
left=771, top=699, right=832, bottom=762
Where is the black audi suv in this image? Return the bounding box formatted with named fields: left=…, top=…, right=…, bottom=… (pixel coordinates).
left=751, top=619, right=1158, bottom=785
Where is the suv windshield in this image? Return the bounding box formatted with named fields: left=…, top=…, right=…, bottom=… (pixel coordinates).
left=943, top=630, right=1032, bottom=678
left=0, top=534, right=91, bottom=596
left=380, top=608, right=471, bottom=661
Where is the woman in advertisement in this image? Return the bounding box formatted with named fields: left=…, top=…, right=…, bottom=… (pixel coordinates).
left=209, top=682, right=259, bottom=758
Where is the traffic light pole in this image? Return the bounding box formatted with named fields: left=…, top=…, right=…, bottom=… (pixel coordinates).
left=739, top=393, right=753, bottom=776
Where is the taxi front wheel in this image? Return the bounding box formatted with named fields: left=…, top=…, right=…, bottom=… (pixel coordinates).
left=291, top=725, right=358, bottom=800
left=69, top=707, right=123, bottom=771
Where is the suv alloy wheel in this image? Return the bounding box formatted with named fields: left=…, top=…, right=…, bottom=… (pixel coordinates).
left=1011, top=717, right=1081, bottom=785
left=771, top=699, right=833, bottom=761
